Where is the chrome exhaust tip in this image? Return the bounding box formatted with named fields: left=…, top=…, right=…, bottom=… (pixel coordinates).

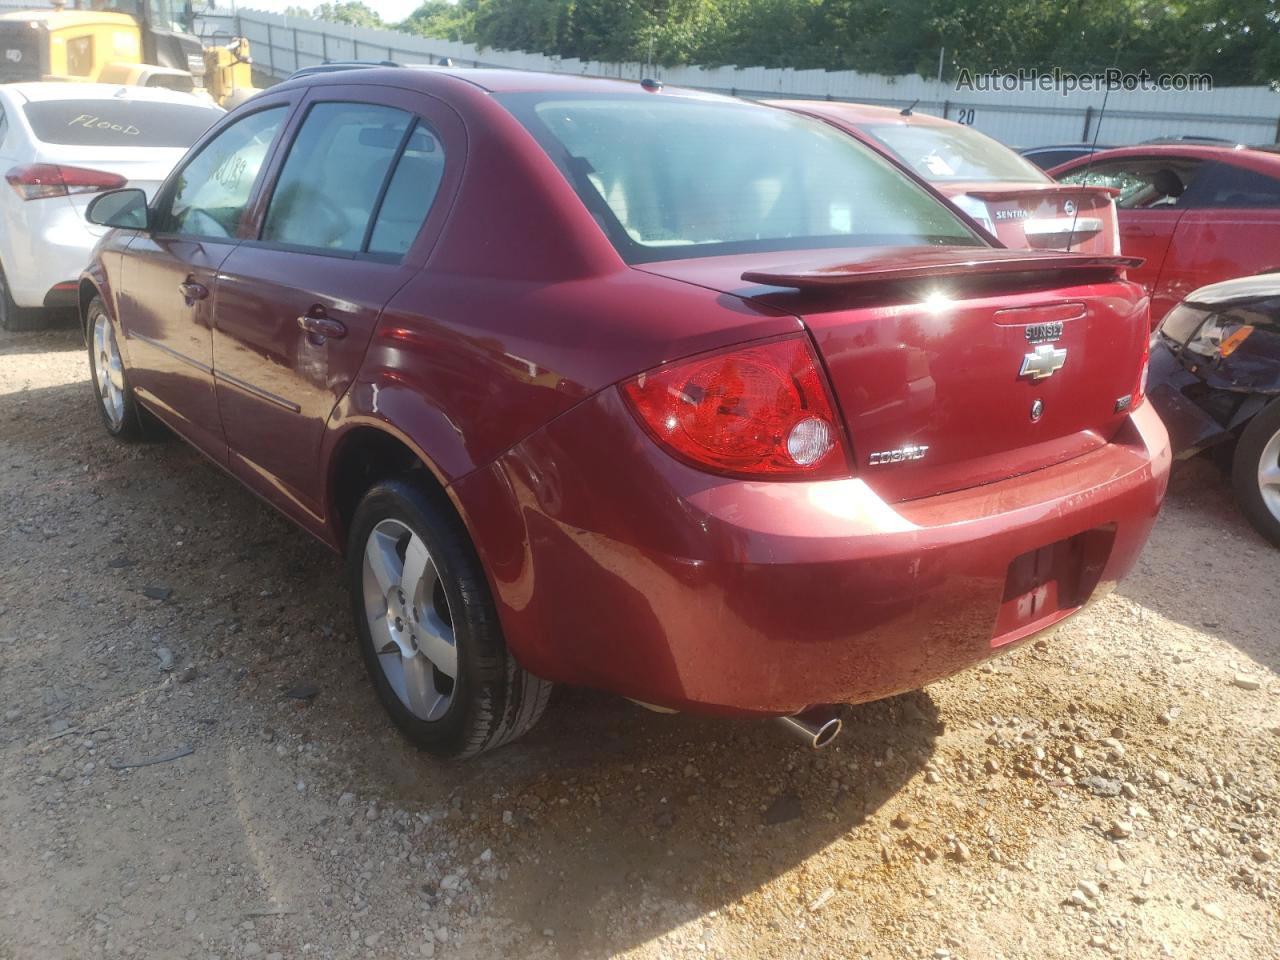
left=776, top=709, right=842, bottom=749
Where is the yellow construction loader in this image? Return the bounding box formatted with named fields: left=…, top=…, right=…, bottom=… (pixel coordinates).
left=0, top=0, right=255, bottom=105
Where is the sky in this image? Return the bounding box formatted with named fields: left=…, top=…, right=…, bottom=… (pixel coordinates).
left=216, top=0, right=433, bottom=25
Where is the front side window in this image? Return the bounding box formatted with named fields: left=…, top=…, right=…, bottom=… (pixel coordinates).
left=1058, top=158, right=1202, bottom=210
left=163, top=106, right=286, bottom=239
left=501, top=93, right=982, bottom=263
left=861, top=122, right=1048, bottom=184
left=262, top=102, right=422, bottom=254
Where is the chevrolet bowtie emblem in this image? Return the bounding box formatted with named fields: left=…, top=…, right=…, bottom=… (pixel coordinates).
left=1019, top=344, right=1067, bottom=380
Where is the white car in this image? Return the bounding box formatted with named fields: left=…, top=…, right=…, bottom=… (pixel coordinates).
left=0, top=83, right=223, bottom=331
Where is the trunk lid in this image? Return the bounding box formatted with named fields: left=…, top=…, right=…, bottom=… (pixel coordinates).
left=638, top=246, right=1149, bottom=502
left=940, top=182, right=1120, bottom=255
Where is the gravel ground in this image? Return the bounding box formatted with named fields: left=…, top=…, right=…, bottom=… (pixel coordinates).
left=2, top=325, right=1278, bottom=960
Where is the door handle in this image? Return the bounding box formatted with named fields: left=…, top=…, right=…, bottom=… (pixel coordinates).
left=1122, top=226, right=1154, bottom=238
left=178, top=279, right=209, bottom=305
left=297, top=310, right=347, bottom=342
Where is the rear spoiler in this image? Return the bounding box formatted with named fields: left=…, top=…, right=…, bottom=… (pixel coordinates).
left=962, top=185, right=1121, bottom=202
left=742, top=253, right=1144, bottom=290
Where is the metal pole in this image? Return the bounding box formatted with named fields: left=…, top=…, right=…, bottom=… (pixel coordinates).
left=292, top=24, right=300, bottom=72
left=265, top=22, right=275, bottom=75
left=1081, top=104, right=1093, bottom=141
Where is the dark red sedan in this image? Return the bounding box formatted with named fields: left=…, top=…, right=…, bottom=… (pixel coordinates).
left=1050, top=144, right=1280, bottom=325
left=81, top=68, right=1169, bottom=757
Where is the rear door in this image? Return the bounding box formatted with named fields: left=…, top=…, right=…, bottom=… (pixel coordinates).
left=1156, top=159, right=1280, bottom=313
left=212, top=84, right=461, bottom=526
left=120, top=99, right=293, bottom=456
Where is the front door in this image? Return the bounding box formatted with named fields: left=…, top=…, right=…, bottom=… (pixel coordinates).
left=121, top=102, right=291, bottom=456
left=211, top=88, right=458, bottom=526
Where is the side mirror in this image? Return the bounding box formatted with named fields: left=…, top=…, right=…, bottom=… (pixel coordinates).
left=87, top=188, right=149, bottom=230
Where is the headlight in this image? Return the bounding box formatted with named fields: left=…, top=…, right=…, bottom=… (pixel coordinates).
left=952, top=194, right=995, bottom=235
left=1159, top=303, right=1254, bottom=358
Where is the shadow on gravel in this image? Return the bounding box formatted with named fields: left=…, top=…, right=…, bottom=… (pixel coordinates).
left=454, top=689, right=942, bottom=957
left=0, top=319, right=80, bottom=358
left=1118, top=454, right=1280, bottom=676
left=1, top=376, right=940, bottom=958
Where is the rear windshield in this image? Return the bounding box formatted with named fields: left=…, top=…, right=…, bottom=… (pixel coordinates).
left=23, top=100, right=223, bottom=147
left=500, top=93, right=983, bottom=263
left=862, top=123, right=1048, bottom=184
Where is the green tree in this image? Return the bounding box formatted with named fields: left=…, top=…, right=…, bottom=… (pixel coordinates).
left=391, top=0, right=1280, bottom=84
left=397, top=0, right=475, bottom=37
left=312, top=0, right=384, bottom=28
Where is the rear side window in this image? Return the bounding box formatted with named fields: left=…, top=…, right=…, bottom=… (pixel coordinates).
left=1186, top=162, right=1280, bottom=208
left=263, top=102, right=441, bottom=256
left=367, top=125, right=445, bottom=256
left=500, top=93, right=981, bottom=264
left=165, top=106, right=286, bottom=239
left=22, top=100, right=223, bottom=147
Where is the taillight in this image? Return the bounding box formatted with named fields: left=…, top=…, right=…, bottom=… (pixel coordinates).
left=620, top=335, right=850, bottom=480
left=5, top=163, right=127, bottom=200
left=1136, top=336, right=1151, bottom=406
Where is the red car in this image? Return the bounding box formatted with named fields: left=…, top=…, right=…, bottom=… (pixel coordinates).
left=1050, top=144, right=1280, bottom=325
left=768, top=100, right=1120, bottom=256
left=81, top=69, right=1169, bottom=757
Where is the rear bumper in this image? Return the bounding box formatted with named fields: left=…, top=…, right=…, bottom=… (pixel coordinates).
left=1, top=198, right=99, bottom=308
left=455, top=391, right=1170, bottom=716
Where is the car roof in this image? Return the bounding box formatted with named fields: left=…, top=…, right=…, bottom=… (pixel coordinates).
left=0, top=82, right=218, bottom=107
left=1049, top=142, right=1280, bottom=175
left=277, top=65, right=736, bottom=101
left=762, top=99, right=955, bottom=128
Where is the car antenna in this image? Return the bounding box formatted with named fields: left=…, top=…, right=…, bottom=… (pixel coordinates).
left=900, top=99, right=919, bottom=117
left=1067, top=27, right=1129, bottom=249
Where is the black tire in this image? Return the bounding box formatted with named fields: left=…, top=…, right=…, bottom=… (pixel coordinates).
left=1232, top=398, right=1280, bottom=547
left=0, top=260, right=48, bottom=332
left=346, top=474, right=552, bottom=758
left=86, top=296, right=143, bottom=441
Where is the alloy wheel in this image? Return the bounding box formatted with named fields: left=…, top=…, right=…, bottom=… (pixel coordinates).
left=361, top=518, right=458, bottom=722
left=93, top=312, right=126, bottom=429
